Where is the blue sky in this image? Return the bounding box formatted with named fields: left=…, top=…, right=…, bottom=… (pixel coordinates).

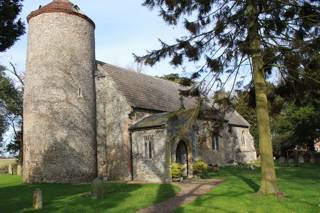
left=0, top=0, right=196, bottom=77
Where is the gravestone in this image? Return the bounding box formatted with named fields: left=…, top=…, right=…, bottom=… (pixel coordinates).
left=8, top=164, right=13, bottom=175
left=17, top=164, right=22, bottom=176
left=288, top=158, right=295, bottom=166
left=33, top=188, right=43, bottom=209
left=310, top=156, right=316, bottom=164
left=278, top=157, right=286, bottom=166
left=298, top=155, right=304, bottom=164
left=91, top=177, right=105, bottom=199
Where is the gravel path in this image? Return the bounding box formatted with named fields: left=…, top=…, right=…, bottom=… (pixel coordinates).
left=137, top=179, right=223, bottom=213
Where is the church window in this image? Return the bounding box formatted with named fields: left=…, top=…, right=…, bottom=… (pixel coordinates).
left=241, top=130, right=246, bottom=146
left=78, top=87, right=83, bottom=97
left=212, top=135, right=219, bottom=151
left=144, top=135, right=154, bottom=159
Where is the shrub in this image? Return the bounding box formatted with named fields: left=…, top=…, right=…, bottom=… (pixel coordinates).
left=193, top=160, right=208, bottom=177
left=171, top=163, right=185, bottom=178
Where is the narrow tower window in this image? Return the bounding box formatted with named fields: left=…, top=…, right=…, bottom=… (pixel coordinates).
left=78, top=87, right=82, bottom=98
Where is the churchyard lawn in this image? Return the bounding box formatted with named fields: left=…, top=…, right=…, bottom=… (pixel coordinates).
left=0, top=164, right=319, bottom=212
left=175, top=164, right=320, bottom=213
left=0, top=175, right=179, bottom=213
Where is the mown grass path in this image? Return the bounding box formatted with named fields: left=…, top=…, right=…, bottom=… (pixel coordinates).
left=137, top=179, right=222, bottom=213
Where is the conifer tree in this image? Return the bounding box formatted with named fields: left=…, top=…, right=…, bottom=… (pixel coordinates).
left=0, top=0, right=25, bottom=52
left=0, top=0, right=24, bottom=156
left=135, top=0, right=320, bottom=195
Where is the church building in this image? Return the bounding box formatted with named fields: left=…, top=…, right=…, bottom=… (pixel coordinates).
left=23, top=0, right=257, bottom=183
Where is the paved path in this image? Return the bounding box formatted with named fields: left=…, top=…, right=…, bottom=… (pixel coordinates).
left=137, top=179, right=223, bottom=213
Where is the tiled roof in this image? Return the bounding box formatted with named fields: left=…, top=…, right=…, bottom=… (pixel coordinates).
left=225, top=111, right=250, bottom=127
left=97, top=61, right=250, bottom=128
left=27, top=0, right=95, bottom=27
left=97, top=62, right=196, bottom=112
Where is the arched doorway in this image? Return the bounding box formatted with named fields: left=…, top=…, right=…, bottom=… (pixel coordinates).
left=176, top=140, right=188, bottom=176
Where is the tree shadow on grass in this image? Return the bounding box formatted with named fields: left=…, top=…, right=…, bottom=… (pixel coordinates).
left=0, top=180, right=145, bottom=213
left=224, top=168, right=260, bottom=192
left=154, top=183, right=177, bottom=204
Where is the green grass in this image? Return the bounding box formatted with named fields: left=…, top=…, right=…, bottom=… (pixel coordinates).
left=175, top=164, right=320, bottom=213
left=0, top=175, right=179, bottom=213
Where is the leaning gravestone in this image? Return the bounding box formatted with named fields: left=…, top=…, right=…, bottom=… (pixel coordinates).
left=8, top=164, right=13, bottom=175
left=288, top=158, right=295, bottom=166
left=33, top=188, right=43, bottom=209
left=298, top=155, right=304, bottom=164
left=278, top=157, right=286, bottom=166
left=91, top=177, right=105, bottom=199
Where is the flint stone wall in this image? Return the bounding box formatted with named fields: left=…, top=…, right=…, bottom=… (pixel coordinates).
left=23, top=12, right=97, bottom=183
left=131, top=129, right=171, bottom=183
left=96, top=67, right=132, bottom=180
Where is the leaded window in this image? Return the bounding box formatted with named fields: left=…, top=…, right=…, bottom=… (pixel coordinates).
left=144, top=135, right=154, bottom=159
left=212, top=135, right=219, bottom=151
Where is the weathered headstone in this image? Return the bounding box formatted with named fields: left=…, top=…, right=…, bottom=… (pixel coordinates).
left=278, top=157, right=286, bottom=166
left=288, top=158, right=295, bottom=166
left=91, top=177, right=105, bottom=199
left=33, top=188, right=43, bottom=209
left=8, top=164, right=13, bottom=175
left=249, top=165, right=255, bottom=170
left=17, top=164, right=22, bottom=176
left=310, top=156, right=316, bottom=164
left=298, top=155, right=304, bottom=164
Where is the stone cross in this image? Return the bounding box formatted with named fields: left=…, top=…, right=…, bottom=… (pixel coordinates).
left=33, top=188, right=43, bottom=209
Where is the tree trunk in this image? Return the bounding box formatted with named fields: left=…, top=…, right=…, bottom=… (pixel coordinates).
left=247, top=0, right=279, bottom=195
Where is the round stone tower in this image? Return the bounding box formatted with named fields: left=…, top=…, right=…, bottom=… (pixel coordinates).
left=23, top=0, right=97, bottom=183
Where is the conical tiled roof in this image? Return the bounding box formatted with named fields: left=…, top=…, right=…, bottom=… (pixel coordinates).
left=27, top=0, right=95, bottom=27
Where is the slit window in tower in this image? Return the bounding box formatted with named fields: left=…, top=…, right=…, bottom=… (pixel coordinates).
left=78, top=87, right=82, bottom=97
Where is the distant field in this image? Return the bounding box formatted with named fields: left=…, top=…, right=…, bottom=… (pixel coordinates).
left=0, top=159, right=17, bottom=173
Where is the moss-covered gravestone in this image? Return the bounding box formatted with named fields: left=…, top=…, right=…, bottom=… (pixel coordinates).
left=33, top=188, right=43, bottom=209
left=91, top=177, right=105, bottom=199
left=278, top=157, right=286, bottom=166
left=288, top=158, right=295, bottom=166
left=298, top=155, right=304, bottom=164
left=310, top=156, right=316, bottom=164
